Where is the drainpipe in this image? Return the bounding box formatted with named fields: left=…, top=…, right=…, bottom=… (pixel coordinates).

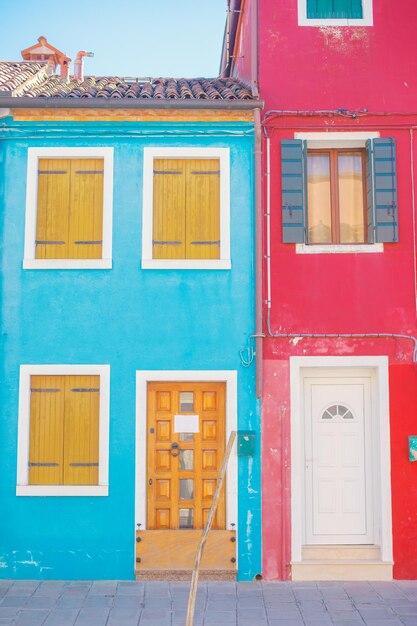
left=251, top=0, right=259, bottom=94
left=410, top=128, right=417, bottom=317
left=254, top=109, right=263, bottom=398
left=74, top=51, right=94, bottom=81
left=251, top=0, right=263, bottom=398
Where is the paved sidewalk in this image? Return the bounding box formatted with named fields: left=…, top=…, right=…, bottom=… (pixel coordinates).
left=1, top=579, right=417, bottom=625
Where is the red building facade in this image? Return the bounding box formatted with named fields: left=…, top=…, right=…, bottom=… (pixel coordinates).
left=223, top=0, right=417, bottom=580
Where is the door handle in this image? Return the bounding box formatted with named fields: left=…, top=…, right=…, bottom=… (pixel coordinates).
left=170, top=442, right=181, bottom=457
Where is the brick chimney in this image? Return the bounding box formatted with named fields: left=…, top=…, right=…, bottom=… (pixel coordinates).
left=73, top=51, right=94, bottom=81
left=21, top=36, right=71, bottom=79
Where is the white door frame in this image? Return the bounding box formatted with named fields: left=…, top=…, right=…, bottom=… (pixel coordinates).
left=134, top=370, right=238, bottom=566
left=290, top=356, right=392, bottom=563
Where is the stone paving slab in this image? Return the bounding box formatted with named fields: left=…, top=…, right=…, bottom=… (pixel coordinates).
left=0, top=580, right=416, bottom=624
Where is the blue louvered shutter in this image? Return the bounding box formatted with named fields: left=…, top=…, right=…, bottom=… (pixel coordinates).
left=307, top=0, right=363, bottom=18
left=367, top=138, right=398, bottom=243
left=365, top=140, right=374, bottom=243
left=281, top=140, right=306, bottom=243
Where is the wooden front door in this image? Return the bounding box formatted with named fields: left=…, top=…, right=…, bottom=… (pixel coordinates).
left=147, top=382, right=226, bottom=530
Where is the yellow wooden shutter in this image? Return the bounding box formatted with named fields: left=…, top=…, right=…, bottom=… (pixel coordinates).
left=29, top=376, right=65, bottom=485
left=153, top=159, right=186, bottom=259
left=68, top=159, right=104, bottom=259
left=63, top=376, right=100, bottom=486
left=185, top=159, right=220, bottom=260
left=35, top=159, right=71, bottom=259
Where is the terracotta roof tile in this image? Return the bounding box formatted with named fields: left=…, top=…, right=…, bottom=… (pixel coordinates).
left=0, top=62, right=254, bottom=101
left=0, top=61, right=48, bottom=94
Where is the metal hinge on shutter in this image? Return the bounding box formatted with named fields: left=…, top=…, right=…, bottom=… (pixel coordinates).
left=35, top=241, right=65, bottom=245
left=74, top=240, right=103, bottom=245
left=75, top=170, right=104, bottom=175
left=153, top=240, right=182, bottom=245
left=37, top=170, right=67, bottom=175
left=70, top=388, right=100, bottom=392
left=153, top=170, right=182, bottom=175
left=191, top=240, right=220, bottom=245
left=28, top=462, right=59, bottom=467
left=30, top=388, right=61, bottom=392
left=190, top=170, right=220, bottom=175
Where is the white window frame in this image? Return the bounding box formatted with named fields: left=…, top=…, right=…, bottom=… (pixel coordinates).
left=142, top=147, right=231, bottom=270
left=16, top=364, right=110, bottom=496
left=23, top=147, right=114, bottom=270
left=298, top=0, right=373, bottom=26
left=295, top=131, right=383, bottom=254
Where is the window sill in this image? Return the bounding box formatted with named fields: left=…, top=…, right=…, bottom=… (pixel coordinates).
left=296, top=243, right=384, bottom=255
left=23, top=259, right=112, bottom=270
left=299, top=18, right=372, bottom=26
left=16, top=485, right=108, bottom=497
left=141, top=259, right=231, bottom=270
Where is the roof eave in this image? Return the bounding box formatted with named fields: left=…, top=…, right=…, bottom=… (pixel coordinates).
left=1, top=96, right=263, bottom=110
left=220, top=0, right=243, bottom=78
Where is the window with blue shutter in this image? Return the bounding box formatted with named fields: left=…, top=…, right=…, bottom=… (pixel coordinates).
left=281, top=138, right=398, bottom=245
left=307, top=0, right=363, bottom=19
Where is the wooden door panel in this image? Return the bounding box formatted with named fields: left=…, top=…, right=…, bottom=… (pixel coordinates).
left=155, top=450, right=171, bottom=471
left=202, top=478, right=216, bottom=499
left=156, top=420, right=171, bottom=441
left=202, top=391, right=217, bottom=411
left=202, top=450, right=217, bottom=470
left=155, top=509, right=170, bottom=529
left=156, top=391, right=171, bottom=411
left=155, top=479, right=171, bottom=500
left=202, top=420, right=217, bottom=441
left=147, top=382, right=225, bottom=530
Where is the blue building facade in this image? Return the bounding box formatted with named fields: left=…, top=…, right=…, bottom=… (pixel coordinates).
left=0, top=72, right=262, bottom=580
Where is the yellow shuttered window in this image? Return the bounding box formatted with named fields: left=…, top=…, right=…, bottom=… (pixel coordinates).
left=29, top=375, right=100, bottom=486
left=153, top=159, right=220, bottom=260
left=35, top=159, right=104, bottom=260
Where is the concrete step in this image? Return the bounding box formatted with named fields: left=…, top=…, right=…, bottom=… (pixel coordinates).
left=135, top=569, right=237, bottom=581
left=302, top=544, right=381, bottom=560
left=292, top=559, right=393, bottom=581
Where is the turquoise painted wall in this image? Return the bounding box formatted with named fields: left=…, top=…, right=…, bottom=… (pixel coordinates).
left=0, top=119, right=260, bottom=580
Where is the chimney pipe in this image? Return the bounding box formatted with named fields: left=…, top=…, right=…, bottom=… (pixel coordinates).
left=60, top=56, right=71, bottom=80
left=74, top=51, right=94, bottom=81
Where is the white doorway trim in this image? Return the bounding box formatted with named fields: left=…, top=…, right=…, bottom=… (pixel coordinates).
left=290, top=356, right=392, bottom=564
left=135, top=370, right=238, bottom=566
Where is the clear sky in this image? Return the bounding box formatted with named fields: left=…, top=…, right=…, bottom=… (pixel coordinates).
left=0, top=0, right=227, bottom=78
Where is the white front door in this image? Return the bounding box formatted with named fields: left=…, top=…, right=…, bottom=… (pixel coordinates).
left=304, top=374, right=374, bottom=544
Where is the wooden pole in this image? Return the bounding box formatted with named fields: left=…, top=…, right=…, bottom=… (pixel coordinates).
left=185, top=430, right=237, bottom=626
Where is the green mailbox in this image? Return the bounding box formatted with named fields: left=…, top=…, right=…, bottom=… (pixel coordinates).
left=237, top=431, right=256, bottom=457
left=409, top=436, right=417, bottom=461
